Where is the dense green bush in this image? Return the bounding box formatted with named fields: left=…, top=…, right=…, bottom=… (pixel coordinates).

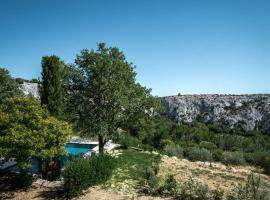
left=222, top=151, right=245, bottom=165
left=245, top=152, right=270, bottom=175
left=164, top=174, right=178, bottom=194
left=188, top=147, right=213, bottom=162
left=62, top=155, right=115, bottom=198
left=164, top=144, right=183, bottom=158
left=199, top=141, right=217, bottom=151
left=212, top=148, right=224, bottom=162
left=117, top=133, right=142, bottom=149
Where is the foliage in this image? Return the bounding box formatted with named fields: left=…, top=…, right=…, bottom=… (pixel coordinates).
left=61, top=64, right=83, bottom=126
left=0, top=67, right=22, bottom=104
left=69, top=43, right=159, bottom=154
left=164, top=174, right=178, bottom=194
left=228, top=173, right=268, bottom=200
left=164, top=144, right=183, bottom=158
left=245, top=152, right=270, bottom=175
left=0, top=97, right=72, bottom=177
left=38, top=116, right=72, bottom=180
left=188, top=147, right=213, bottom=162
left=212, top=148, right=224, bottom=162
left=116, top=132, right=142, bottom=149
left=143, top=160, right=163, bottom=195
left=62, top=155, right=116, bottom=198
left=178, top=177, right=212, bottom=200
left=222, top=151, right=246, bottom=165
left=199, top=141, right=217, bottom=151
left=41, top=55, right=63, bottom=117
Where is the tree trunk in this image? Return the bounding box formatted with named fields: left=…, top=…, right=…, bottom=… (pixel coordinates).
left=98, top=134, right=105, bottom=156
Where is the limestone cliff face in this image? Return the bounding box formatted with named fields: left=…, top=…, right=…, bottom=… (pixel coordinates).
left=19, top=82, right=40, bottom=98
left=19, top=82, right=270, bottom=132
left=161, top=94, right=270, bottom=132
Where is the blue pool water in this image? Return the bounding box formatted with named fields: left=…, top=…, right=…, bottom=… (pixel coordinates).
left=64, top=143, right=97, bottom=155
left=2, top=143, right=97, bottom=174
left=65, top=146, right=90, bottom=155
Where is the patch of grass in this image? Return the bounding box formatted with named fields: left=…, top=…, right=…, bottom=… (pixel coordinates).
left=104, top=149, right=160, bottom=190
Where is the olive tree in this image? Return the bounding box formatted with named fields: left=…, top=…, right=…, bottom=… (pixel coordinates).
left=71, top=43, right=159, bottom=155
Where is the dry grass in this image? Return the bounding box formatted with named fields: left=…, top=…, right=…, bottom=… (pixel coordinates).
left=158, top=155, right=270, bottom=196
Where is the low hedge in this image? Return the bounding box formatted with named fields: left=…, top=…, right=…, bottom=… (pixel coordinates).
left=62, top=154, right=116, bottom=198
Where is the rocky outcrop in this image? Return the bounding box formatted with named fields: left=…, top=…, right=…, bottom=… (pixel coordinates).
left=19, top=82, right=39, bottom=98
left=161, top=94, right=270, bottom=132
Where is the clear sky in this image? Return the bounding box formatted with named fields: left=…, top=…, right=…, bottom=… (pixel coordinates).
left=0, top=0, right=269, bottom=96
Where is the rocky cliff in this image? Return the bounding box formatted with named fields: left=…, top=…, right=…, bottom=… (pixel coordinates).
left=19, top=82, right=39, bottom=98
left=19, top=82, right=270, bottom=132
left=161, top=94, right=270, bottom=132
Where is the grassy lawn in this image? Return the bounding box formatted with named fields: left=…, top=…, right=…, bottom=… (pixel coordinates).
left=103, top=149, right=160, bottom=194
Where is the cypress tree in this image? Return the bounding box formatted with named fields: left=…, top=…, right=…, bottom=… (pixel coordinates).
left=41, top=55, right=63, bottom=117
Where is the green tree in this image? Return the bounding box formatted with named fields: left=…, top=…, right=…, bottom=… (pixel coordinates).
left=61, top=64, right=84, bottom=127
left=0, top=67, right=22, bottom=104
left=0, top=97, right=72, bottom=179
left=41, top=55, right=63, bottom=117
left=72, top=43, right=159, bottom=155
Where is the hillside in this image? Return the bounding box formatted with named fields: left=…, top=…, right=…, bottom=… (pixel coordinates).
left=2, top=149, right=270, bottom=199
left=161, top=94, right=270, bottom=132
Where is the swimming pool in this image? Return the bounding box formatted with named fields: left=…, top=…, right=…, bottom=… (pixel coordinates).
left=64, top=143, right=97, bottom=155
left=1, top=142, right=98, bottom=174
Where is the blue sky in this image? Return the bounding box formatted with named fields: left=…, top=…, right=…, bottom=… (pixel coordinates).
left=0, top=0, right=269, bottom=96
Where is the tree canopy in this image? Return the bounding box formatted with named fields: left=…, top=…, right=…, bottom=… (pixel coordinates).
left=41, top=55, right=63, bottom=118
left=0, top=97, right=72, bottom=175
left=68, top=43, right=159, bottom=154
left=0, top=67, right=22, bottom=104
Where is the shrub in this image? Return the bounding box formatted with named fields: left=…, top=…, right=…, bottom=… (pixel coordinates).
left=211, top=187, right=224, bottom=200
left=212, top=148, right=224, bottom=161
left=222, top=151, right=245, bottom=165
left=231, top=173, right=268, bottom=200
left=147, top=174, right=162, bottom=195
left=164, top=144, right=183, bottom=158
left=62, top=155, right=115, bottom=198
left=117, top=133, right=141, bottom=149
left=245, top=152, right=270, bottom=175
left=164, top=174, right=178, bottom=194
left=143, top=161, right=164, bottom=195
left=178, top=176, right=211, bottom=199
left=188, top=147, right=213, bottom=162
left=199, top=141, right=217, bottom=151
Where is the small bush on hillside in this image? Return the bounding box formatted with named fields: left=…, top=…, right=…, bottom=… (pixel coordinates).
left=164, top=144, right=183, bottom=158
left=222, top=151, right=245, bottom=165
left=164, top=174, right=178, bottom=194
left=143, top=161, right=164, bottom=195
left=212, top=148, right=224, bottom=161
left=188, top=147, right=213, bottom=162
left=228, top=173, right=268, bottom=200
left=177, top=177, right=211, bottom=199
left=211, top=187, right=224, bottom=200
left=199, top=141, right=217, bottom=151
left=62, top=155, right=115, bottom=198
